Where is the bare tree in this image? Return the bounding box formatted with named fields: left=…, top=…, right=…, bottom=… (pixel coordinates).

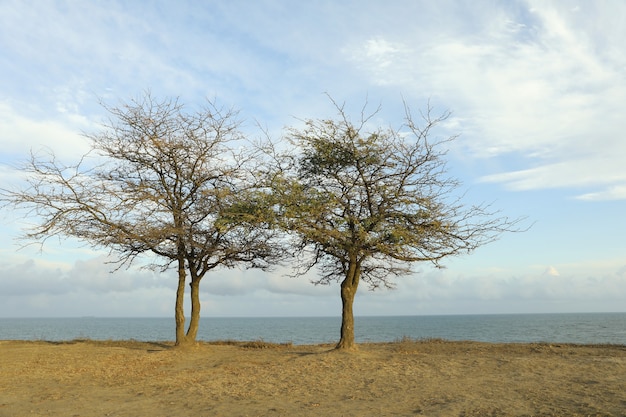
left=268, top=99, right=524, bottom=350
left=2, top=93, right=279, bottom=346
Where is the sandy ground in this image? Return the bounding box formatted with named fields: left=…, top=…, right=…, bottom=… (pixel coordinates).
left=0, top=339, right=624, bottom=417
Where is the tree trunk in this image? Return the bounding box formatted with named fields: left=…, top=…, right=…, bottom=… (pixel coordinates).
left=336, top=259, right=361, bottom=350
left=186, top=276, right=201, bottom=343
left=174, top=257, right=187, bottom=346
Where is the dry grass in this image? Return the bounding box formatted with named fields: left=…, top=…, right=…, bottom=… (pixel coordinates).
left=1, top=339, right=624, bottom=416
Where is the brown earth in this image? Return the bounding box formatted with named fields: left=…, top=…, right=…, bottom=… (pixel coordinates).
left=0, top=339, right=624, bottom=417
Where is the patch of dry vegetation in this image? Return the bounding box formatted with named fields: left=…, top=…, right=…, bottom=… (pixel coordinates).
left=1, top=339, right=624, bottom=416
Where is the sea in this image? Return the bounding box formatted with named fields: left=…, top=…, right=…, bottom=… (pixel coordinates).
left=0, top=313, right=624, bottom=345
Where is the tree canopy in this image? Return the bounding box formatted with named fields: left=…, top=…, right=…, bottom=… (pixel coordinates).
left=2, top=94, right=280, bottom=345
left=2, top=94, right=524, bottom=349
left=268, top=99, right=523, bottom=349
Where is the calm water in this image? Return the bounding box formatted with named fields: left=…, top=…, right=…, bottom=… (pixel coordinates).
left=0, top=313, right=624, bottom=345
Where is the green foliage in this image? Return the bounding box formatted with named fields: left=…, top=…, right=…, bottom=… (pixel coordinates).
left=269, top=100, right=520, bottom=290
left=2, top=93, right=284, bottom=344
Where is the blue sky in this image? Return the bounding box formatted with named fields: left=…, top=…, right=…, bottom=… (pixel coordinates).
left=1, top=1, right=625, bottom=318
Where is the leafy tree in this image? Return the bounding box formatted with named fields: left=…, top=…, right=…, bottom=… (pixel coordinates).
left=269, top=99, right=523, bottom=350
left=2, top=94, right=279, bottom=346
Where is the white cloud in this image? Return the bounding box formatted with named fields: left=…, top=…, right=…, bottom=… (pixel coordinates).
left=544, top=266, right=560, bottom=277
left=2, top=252, right=626, bottom=317
left=346, top=2, right=626, bottom=199
left=0, top=101, right=91, bottom=161
left=0, top=259, right=70, bottom=296
left=0, top=255, right=170, bottom=297
left=576, top=185, right=626, bottom=202
left=348, top=38, right=411, bottom=86
left=202, top=266, right=336, bottom=297
left=480, top=156, right=626, bottom=195
left=400, top=263, right=626, bottom=309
